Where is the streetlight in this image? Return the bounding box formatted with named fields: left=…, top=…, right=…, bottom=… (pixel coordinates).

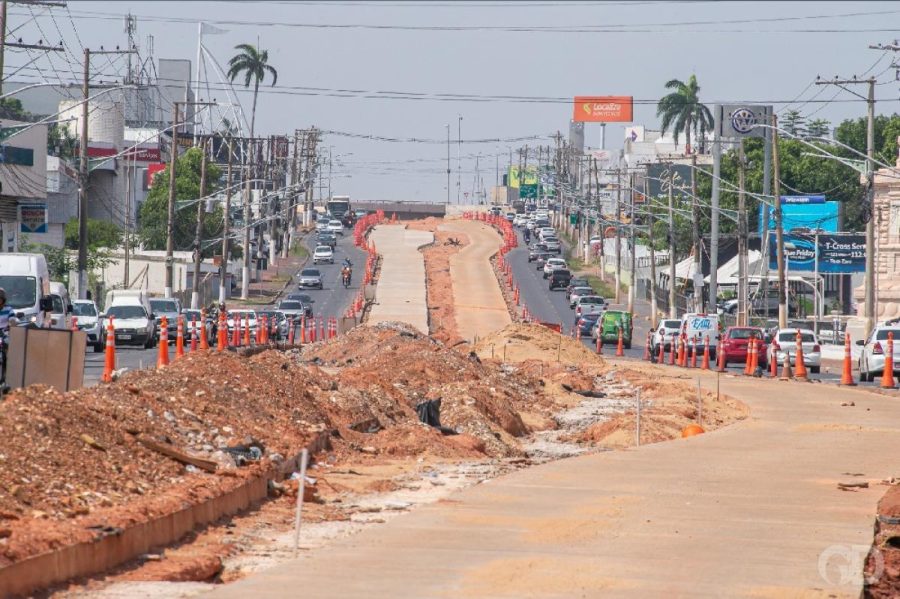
left=457, top=115, right=463, bottom=204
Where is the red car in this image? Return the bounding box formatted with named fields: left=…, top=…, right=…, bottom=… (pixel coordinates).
left=719, top=326, right=769, bottom=368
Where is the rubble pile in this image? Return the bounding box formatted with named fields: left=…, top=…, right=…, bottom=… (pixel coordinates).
left=473, top=322, right=606, bottom=367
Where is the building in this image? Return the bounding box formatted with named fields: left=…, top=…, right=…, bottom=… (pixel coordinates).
left=867, top=148, right=900, bottom=323
left=0, top=119, right=48, bottom=252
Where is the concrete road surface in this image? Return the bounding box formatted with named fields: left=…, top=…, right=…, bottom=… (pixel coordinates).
left=440, top=219, right=511, bottom=342
left=367, top=225, right=433, bottom=333
left=208, top=368, right=898, bottom=598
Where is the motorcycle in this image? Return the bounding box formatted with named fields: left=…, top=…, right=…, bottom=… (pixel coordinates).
left=342, top=268, right=352, bottom=288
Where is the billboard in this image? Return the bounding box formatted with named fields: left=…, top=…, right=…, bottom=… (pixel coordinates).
left=19, top=203, right=47, bottom=234
left=573, top=96, right=633, bottom=123
left=507, top=166, right=538, bottom=189
left=759, top=198, right=839, bottom=233
left=768, top=233, right=865, bottom=273
left=715, top=104, right=772, bottom=140
left=645, top=163, right=694, bottom=198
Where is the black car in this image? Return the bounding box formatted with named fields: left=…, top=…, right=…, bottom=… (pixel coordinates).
left=566, top=277, right=590, bottom=299
left=549, top=269, right=572, bottom=290
left=318, top=231, right=337, bottom=248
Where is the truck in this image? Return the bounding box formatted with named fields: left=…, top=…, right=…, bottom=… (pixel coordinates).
left=326, top=195, right=352, bottom=222
left=0, top=253, right=54, bottom=327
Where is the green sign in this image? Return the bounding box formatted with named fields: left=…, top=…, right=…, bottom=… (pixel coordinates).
left=520, top=183, right=538, bottom=199
left=0, top=145, right=34, bottom=166
left=570, top=214, right=578, bottom=225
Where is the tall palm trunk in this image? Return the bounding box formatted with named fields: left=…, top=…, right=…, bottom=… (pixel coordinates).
left=684, top=117, right=692, bottom=155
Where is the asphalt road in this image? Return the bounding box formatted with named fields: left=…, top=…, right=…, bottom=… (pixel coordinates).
left=510, top=226, right=890, bottom=390
left=82, top=229, right=366, bottom=386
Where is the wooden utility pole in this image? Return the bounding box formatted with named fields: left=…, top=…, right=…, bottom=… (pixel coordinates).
left=667, top=164, right=677, bottom=319
left=76, top=47, right=90, bottom=300
left=219, top=138, right=233, bottom=304
left=615, top=168, right=622, bottom=303
left=0, top=0, right=68, bottom=96
left=164, top=103, right=180, bottom=298
left=190, top=137, right=208, bottom=309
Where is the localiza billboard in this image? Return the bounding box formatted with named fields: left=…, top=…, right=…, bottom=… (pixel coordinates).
left=767, top=233, right=865, bottom=273
left=573, top=96, right=633, bottom=123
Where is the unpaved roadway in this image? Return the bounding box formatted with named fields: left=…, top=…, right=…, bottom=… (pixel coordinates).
left=367, top=225, right=433, bottom=333
left=440, top=219, right=511, bottom=342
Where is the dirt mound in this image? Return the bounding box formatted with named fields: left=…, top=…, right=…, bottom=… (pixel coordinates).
left=473, top=323, right=606, bottom=367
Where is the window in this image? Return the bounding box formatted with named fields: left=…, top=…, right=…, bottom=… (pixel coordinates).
left=107, top=305, right=147, bottom=319
left=0, top=275, right=36, bottom=309
left=729, top=329, right=758, bottom=340
left=875, top=329, right=900, bottom=341
left=73, top=303, right=97, bottom=317
left=150, top=299, right=178, bottom=313
left=580, top=297, right=604, bottom=305
left=663, top=320, right=681, bottom=329
left=50, top=295, right=65, bottom=313
left=279, top=301, right=303, bottom=310
left=301, top=269, right=320, bottom=276
left=778, top=332, right=815, bottom=343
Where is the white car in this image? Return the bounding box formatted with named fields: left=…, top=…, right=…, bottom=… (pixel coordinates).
left=538, top=227, right=556, bottom=240
left=315, top=218, right=330, bottom=232
left=327, top=220, right=344, bottom=235
left=568, top=286, right=595, bottom=308
left=73, top=299, right=103, bottom=352
left=227, top=310, right=259, bottom=334
left=651, top=318, right=684, bottom=352
left=680, top=312, right=721, bottom=357
left=767, top=328, right=821, bottom=374
left=574, top=295, right=606, bottom=317
left=313, top=245, right=334, bottom=264
left=542, top=258, right=567, bottom=278
left=857, top=325, right=900, bottom=382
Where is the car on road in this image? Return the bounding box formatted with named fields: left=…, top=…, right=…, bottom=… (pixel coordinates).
left=527, top=243, right=549, bottom=261
left=256, top=310, right=287, bottom=340
left=533, top=251, right=553, bottom=268
left=538, top=227, right=556, bottom=240
left=566, top=278, right=590, bottom=299
left=680, top=313, right=721, bottom=359
left=591, top=310, right=633, bottom=348
left=513, top=215, right=527, bottom=227
left=857, top=325, right=900, bottom=382
left=315, top=217, right=330, bottom=232
left=103, top=303, right=157, bottom=348
left=542, top=258, right=567, bottom=278
left=548, top=268, right=572, bottom=290
left=568, top=286, right=595, bottom=308
left=277, top=299, right=308, bottom=321
left=181, top=309, right=215, bottom=345
left=298, top=268, right=324, bottom=289
left=651, top=319, right=684, bottom=353
left=327, top=220, right=344, bottom=235
left=767, top=328, right=821, bottom=373
left=313, top=245, right=334, bottom=264
left=226, top=310, right=259, bottom=334
left=719, top=326, right=769, bottom=369
left=285, top=293, right=314, bottom=316
left=543, top=238, right=561, bottom=253
left=505, top=212, right=516, bottom=222
left=574, top=312, right=601, bottom=337
left=574, top=295, right=606, bottom=317
left=317, top=231, right=337, bottom=248
left=149, top=297, right=181, bottom=343
left=73, top=299, right=103, bottom=352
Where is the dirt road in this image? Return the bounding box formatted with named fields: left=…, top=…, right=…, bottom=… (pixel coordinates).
left=440, top=219, right=511, bottom=342
left=367, top=225, right=433, bottom=333
left=208, top=368, right=900, bottom=598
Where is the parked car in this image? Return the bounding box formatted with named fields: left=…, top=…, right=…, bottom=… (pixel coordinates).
left=719, top=326, right=769, bottom=368
left=73, top=299, right=103, bottom=352
left=591, top=310, right=633, bottom=348
left=548, top=268, right=572, bottom=290
left=256, top=310, right=287, bottom=340
left=857, top=325, right=900, bottom=382
left=568, top=286, right=595, bottom=308
left=313, top=245, right=334, bottom=264
left=574, top=312, right=601, bottom=337
left=574, top=295, right=606, bottom=317
left=298, top=268, right=324, bottom=289
left=651, top=319, right=684, bottom=353
left=566, top=278, right=590, bottom=299
left=149, top=297, right=181, bottom=343
left=680, top=313, right=721, bottom=359
left=542, top=258, right=567, bottom=278
left=767, top=328, right=821, bottom=373
left=327, top=220, right=344, bottom=235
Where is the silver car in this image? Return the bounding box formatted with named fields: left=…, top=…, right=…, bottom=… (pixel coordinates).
left=574, top=295, right=606, bottom=317
left=857, top=325, right=900, bottom=382
left=298, top=268, right=324, bottom=289
left=767, top=328, right=821, bottom=374
left=568, top=286, right=595, bottom=308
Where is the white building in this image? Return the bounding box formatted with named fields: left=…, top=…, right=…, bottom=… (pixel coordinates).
left=0, top=119, right=48, bottom=252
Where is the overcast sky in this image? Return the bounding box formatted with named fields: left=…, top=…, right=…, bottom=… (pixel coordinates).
left=9, top=1, right=900, bottom=201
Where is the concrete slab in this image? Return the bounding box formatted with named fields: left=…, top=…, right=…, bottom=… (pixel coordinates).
left=367, top=225, right=433, bottom=334
left=441, top=220, right=511, bottom=342
left=206, top=370, right=900, bottom=598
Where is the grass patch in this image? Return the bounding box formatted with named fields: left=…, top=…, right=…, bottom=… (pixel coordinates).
left=291, top=243, right=309, bottom=259
left=583, top=275, right=617, bottom=299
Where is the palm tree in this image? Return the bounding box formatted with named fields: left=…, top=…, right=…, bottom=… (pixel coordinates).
left=656, top=75, right=714, bottom=154
left=226, top=44, right=277, bottom=138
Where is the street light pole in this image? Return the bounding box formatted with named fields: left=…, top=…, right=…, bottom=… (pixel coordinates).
left=668, top=164, right=677, bottom=319
left=772, top=114, right=787, bottom=328
left=445, top=124, right=450, bottom=205
left=457, top=115, right=462, bottom=204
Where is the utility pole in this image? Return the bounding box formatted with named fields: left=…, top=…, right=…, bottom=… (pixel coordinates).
left=241, top=138, right=252, bottom=299
left=772, top=114, right=787, bottom=328
left=0, top=0, right=68, bottom=96
left=737, top=140, right=748, bottom=327
left=615, top=167, right=622, bottom=304
left=190, top=137, right=208, bottom=309
left=219, top=138, right=233, bottom=304
left=709, top=126, right=722, bottom=313
left=457, top=115, right=462, bottom=203
left=691, top=153, right=702, bottom=312
left=595, top=157, right=605, bottom=280
left=815, top=76, right=876, bottom=334
left=445, top=124, right=450, bottom=205
left=667, top=164, right=677, bottom=319
left=648, top=207, right=658, bottom=329
left=628, top=172, right=636, bottom=314
left=76, top=47, right=90, bottom=300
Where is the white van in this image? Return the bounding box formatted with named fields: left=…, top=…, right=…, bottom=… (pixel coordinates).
left=0, top=253, right=53, bottom=327
left=102, top=290, right=157, bottom=348
left=680, top=312, right=721, bottom=357
left=48, top=281, right=73, bottom=329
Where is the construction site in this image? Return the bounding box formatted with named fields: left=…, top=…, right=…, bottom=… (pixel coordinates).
left=1, top=214, right=898, bottom=598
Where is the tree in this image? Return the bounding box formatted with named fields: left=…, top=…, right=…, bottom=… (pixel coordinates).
left=137, top=147, right=224, bottom=257
left=64, top=218, right=122, bottom=250
left=807, top=118, right=831, bottom=138
left=656, top=75, right=714, bottom=154
left=0, top=97, right=29, bottom=120
left=226, top=44, right=277, bottom=138
left=781, top=110, right=807, bottom=137
left=48, top=124, right=77, bottom=160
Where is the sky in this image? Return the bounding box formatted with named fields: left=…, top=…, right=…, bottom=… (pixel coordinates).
left=7, top=0, right=900, bottom=201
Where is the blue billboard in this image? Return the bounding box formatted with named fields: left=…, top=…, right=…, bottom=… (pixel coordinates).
left=758, top=196, right=839, bottom=233
left=767, top=233, right=865, bottom=273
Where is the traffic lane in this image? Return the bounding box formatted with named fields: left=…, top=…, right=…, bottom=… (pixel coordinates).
left=297, top=230, right=367, bottom=319
left=84, top=343, right=156, bottom=386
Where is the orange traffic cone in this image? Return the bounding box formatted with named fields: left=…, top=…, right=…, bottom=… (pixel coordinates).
left=199, top=309, right=210, bottom=350
left=157, top=316, right=170, bottom=368
left=616, top=327, right=625, bottom=357
left=300, top=316, right=307, bottom=344
left=101, top=317, right=116, bottom=383
left=288, top=318, right=296, bottom=345
left=71, top=316, right=78, bottom=331
left=217, top=311, right=227, bottom=350
left=643, top=332, right=651, bottom=361
left=750, top=337, right=759, bottom=374
left=679, top=334, right=687, bottom=367
left=744, top=338, right=755, bottom=376
left=232, top=314, right=241, bottom=347
left=596, top=332, right=603, bottom=355
left=658, top=337, right=665, bottom=364
left=881, top=331, right=896, bottom=389
left=716, top=343, right=726, bottom=372
left=780, top=350, right=793, bottom=381
left=670, top=334, right=677, bottom=366
left=770, top=348, right=779, bottom=378
left=261, top=316, right=269, bottom=344
left=701, top=335, right=710, bottom=370
left=840, top=332, right=856, bottom=386
left=689, top=335, right=697, bottom=368
left=241, top=315, right=249, bottom=346
left=794, top=331, right=808, bottom=381
left=190, top=316, right=198, bottom=352
left=175, top=315, right=185, bottom=359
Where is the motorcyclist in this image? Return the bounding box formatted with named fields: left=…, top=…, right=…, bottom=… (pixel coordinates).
left=341, top=264, right=352, bottom=287
left=342, top=258, right=352, bottom=268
